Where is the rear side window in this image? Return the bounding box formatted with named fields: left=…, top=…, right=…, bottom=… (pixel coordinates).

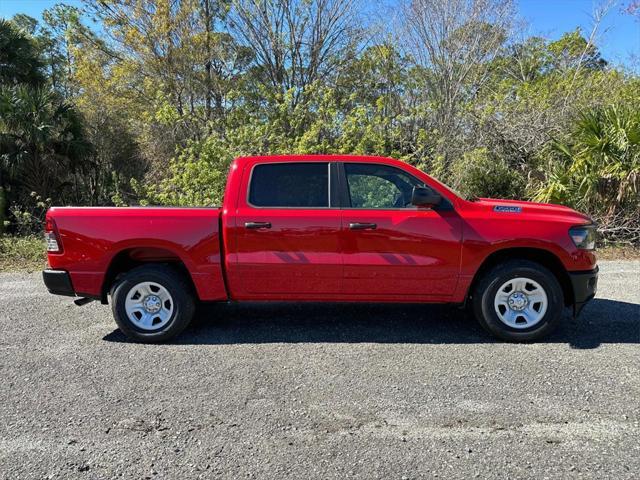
left=249, top=163, right=329, bottom=207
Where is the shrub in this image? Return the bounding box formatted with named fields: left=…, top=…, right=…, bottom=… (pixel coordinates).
left=0, top=235, right=45, bottom=271
left=534, top=105, right=640, bottom=213
left=136, top=136, right=235, bottom=206
left=451, top=148, right=526, bottom=199
left=6, top=192, right=52, bottom=235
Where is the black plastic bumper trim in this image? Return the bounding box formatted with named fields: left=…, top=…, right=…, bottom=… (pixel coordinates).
left=569, top=266, right=599, bottom=317
left=42, top=269, right=75, bottom=297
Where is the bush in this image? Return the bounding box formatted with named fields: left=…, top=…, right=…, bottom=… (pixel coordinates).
left=592, top=211, right=640, bottom=246
left=0, top=187, right=6, bottom=234
left=136, top=136, right=234, bottom=206
left=534, top=106, right=640, bottom=214
left=532, top=105, right=640, bottom=245
left=451, top=148, right=526, bottom=199
left=0, top=235, right=45, bottom=271
left=6, top=192, right=52, bottom=235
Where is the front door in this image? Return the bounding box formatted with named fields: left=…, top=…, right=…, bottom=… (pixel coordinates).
left=340, top=162, right=462, bottom=299
left=230, top=161, right=343, bottom=298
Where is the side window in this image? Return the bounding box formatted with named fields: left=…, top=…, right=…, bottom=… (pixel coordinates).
left=345, top=163, right=426, bottom=209
left=249, top=163, right=329, bottom=207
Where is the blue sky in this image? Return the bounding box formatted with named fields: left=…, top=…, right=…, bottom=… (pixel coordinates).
left=1, top=0, right=638, bottom=67
left=518, top=0, right=639, bottom=68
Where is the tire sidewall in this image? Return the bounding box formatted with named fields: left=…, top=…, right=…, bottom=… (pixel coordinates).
left=475, top=263, right=563, bottom=342
left=111, top=266, right=193, bottom=343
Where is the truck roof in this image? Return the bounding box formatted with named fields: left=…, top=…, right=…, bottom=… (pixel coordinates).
left=234, top=154, right=400, bottom=165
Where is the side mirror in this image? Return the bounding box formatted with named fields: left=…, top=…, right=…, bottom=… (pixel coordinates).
left=411, top=186, right=441, bottom=208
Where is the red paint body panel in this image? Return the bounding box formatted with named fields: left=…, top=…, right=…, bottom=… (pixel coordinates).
left=46, top=154, right=597, bottom=304
left=46, top=207, right=227, bottom=300
left=229, top=208, right=343, bottom=297
left=340, top=209, right=462, bottom=298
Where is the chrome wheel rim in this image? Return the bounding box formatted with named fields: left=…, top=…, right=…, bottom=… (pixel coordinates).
left=493, top=277, right=548, bottom=329
left=124, top=281, right=173, bottom=331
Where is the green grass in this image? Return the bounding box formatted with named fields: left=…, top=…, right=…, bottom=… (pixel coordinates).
left=0, top=235, right=46, bottom=272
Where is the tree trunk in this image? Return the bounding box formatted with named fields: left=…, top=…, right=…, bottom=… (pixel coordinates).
left=203, top=0, right=213, bottom=132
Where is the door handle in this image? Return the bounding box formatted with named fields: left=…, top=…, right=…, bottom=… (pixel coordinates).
left=349, top=222, right=377, bottom=230
left=245, top=221, right=272, bottom=229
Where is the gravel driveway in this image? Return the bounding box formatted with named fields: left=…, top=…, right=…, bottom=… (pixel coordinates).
left=1, top=260, right=639, bottom=479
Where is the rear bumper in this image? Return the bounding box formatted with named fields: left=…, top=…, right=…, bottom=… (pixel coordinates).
left=42, top=269, right=75, bottom=297
left=569, top=266, right=598, bottom=317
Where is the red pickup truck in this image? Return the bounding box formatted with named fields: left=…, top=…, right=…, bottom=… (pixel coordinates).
left=43, top=155, right=598, bottom=342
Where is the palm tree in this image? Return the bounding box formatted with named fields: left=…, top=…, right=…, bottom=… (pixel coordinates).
left=535, top=105, right=640, bottom=214
left=0, top=19, right=45, bottom=86
left=0, top=85, right=93, bottom=203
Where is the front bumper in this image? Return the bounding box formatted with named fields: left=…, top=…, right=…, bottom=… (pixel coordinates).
left=569, top=266, right=598, bottom=317
left=42, top=269, right=75, bottom=297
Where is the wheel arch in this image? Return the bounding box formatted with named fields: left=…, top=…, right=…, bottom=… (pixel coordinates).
left=468, top=247, right=573, bottom=307
left=100, top=247, right=197, bottom=303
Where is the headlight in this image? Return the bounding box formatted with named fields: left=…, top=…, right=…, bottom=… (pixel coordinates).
left=569, top=225, right=596, bottom=250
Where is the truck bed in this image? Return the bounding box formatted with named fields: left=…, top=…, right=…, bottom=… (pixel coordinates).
left=46, top=207, right=228, bottom=301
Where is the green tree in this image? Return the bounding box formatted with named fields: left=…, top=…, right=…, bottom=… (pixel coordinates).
left=535, top=105, right=640, bottom=213
left=0, top=19, right=45, bottom=86
left=0, top=18, right=96, bottom=233
left=451, top=148, right=526, bottom=199
left=0, top=85, right=93, bottom=203
left=0, top=20, right=45, bottom=232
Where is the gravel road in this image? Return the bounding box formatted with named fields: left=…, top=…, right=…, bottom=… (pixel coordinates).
left=1, top=260, right=639, bottom=479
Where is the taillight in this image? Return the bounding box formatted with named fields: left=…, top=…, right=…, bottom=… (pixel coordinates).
left=45, top=232, right=60, bottom=252
left=44, top=217, right=62, bottom=253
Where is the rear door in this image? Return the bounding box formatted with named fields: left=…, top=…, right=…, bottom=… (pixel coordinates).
left=340, top=162, right=462, bottom=299
left=229, top=161, right=343, bottom=298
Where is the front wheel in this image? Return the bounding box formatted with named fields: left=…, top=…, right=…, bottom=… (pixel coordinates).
left=111, top=264, right=195, bottom=343
left=472, top=260, right=564, bottom=342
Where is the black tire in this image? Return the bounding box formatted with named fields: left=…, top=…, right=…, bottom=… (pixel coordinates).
left=472, top=260, right=564, bottom=342
left=110, top=264, right=195, bottom=343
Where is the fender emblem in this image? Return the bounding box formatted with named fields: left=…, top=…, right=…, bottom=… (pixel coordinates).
left=494, top=205, right=522, bottom=213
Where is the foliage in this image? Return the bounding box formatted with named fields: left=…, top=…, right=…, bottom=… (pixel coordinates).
left=0, top=235, right=45, bottom=271
left=0, top=0, right=638, bottom=244
left=0, top=9, right=139, bottom=232
left=137, top=136, right=234, bottom=206
left=0, top=19, right=44, bottom=86
left=0, top=185, right=5, bottom=234
left=0, top=85, right=93, bottom=201
left=535, top=106, right=640, bottom=211
left=7, top=192, right=52, bottom=236
left=451, top=148, right=526, bottom=200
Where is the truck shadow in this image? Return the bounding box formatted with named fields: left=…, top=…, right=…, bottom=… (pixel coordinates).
left=103, top=298, right=639, bottom=349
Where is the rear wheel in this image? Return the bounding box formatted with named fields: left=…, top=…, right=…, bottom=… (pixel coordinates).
left=472, top=260, right=564, bottom=342
left=111, top=264, right=195, bottom=343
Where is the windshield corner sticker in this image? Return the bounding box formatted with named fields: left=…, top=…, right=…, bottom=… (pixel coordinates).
left=494, top=205, right=522, bottom=213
